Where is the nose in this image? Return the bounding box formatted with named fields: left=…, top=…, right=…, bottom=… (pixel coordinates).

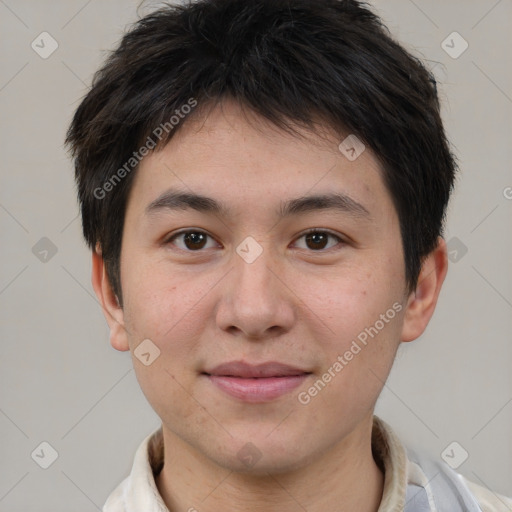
left=215, top=239, right=296, bottom=340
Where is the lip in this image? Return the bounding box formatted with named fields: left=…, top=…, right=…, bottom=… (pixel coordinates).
left=203, top=361, right=312, bottom=402
left=205, top=361, right=310, bottom=378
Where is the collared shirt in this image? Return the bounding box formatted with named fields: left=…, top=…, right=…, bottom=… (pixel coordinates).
left=103, top=415, right=512, bottom=511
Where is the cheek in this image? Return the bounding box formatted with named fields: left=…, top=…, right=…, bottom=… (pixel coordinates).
left=300, top=267, right=396, bottom=339
left=120, top=261, right=207, bottom=369
left=121, top=264, right=207, bottom=423
left=298, top=288, right=403, bottom=424
left=123, top=255, right=183, bottom=326
left=298, top=259, right=404, bottom=390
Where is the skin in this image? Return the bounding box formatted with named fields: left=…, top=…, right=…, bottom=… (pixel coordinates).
left=92, top=99, right=448, bottom=512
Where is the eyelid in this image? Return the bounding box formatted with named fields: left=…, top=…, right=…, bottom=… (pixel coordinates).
left=294, top=228, right=345, bottom=250
left=298, top=227, right=344, bottom=240
left=164, top=228, right=218, bottom=248
left=165, top=227, right=347, bottom=252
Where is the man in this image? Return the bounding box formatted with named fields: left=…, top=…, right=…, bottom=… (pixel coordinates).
left=65, top=0, right=512, bottom=510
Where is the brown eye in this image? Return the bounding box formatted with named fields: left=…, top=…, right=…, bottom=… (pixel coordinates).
left=295, top=230, right=343, bottom=251
left=166, top=230, right=216, bottom=251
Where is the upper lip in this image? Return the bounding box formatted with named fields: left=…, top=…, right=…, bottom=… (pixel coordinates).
left=204, top=361, right=311, bottom=378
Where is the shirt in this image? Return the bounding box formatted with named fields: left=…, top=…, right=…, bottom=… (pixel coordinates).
left=103, top=415, right=512, bottom=511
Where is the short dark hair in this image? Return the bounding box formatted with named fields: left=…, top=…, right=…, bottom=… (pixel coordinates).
left=65, top=0, right=457, bottom=307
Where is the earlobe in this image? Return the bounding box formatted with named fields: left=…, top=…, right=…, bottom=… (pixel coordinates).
left=91, top=246, right=130, bottom=352
left=400, top=237, right=448, bottom=343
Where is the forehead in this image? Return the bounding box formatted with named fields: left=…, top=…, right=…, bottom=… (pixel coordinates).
left=127, top=100, right=394, bottom=222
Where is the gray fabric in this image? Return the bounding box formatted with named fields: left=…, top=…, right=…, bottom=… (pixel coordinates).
left=405, top=446, right=483, bottom=512
left=405, top=483, right=432, bottom=511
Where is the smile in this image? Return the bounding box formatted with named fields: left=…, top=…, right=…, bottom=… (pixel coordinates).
left=202, top=361, right=312, bottom=402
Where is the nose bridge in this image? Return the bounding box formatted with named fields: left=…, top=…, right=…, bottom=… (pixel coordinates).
left=217, top=235, right=294, bottom=338
left=234, top=235, right=280, bottom=305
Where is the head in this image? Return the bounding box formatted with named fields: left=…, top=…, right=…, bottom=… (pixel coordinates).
left=66, top=0, right=455, bottom=473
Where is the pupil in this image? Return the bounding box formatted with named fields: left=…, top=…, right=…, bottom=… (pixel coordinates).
left=186, top=232, right=205, bottom=249
left=307, top=232, right=326, bottom=250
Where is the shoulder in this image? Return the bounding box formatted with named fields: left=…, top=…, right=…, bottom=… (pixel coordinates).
left=102, top=475, right=129, bottom=511
left=460, top=475, right=512, bottom=512
left=102, top=427, right=164, bottom=512
left=373, top=416, right=512, bottom=512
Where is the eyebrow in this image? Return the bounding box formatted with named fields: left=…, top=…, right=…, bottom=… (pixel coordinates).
left=145, top=189, right=371, bottom=220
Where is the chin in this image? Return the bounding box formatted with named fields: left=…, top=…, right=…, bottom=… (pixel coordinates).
left=205, top=434, right=315, bottom=476
left=220, top=452, right=312, bottom=477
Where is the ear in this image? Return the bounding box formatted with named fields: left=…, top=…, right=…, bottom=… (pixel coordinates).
left=91, top=243, right=129, bottom=351
left=400, top=237, right=449, bottom=342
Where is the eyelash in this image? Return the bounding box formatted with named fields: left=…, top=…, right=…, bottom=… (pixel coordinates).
left=164, top=228, right=345, bottom=253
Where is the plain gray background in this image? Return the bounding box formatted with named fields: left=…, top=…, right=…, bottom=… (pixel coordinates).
left=0, top=0, right=511, bottom=510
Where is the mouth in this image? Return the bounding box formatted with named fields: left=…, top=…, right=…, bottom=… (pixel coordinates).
left=202, top=361, right=312, bottom=402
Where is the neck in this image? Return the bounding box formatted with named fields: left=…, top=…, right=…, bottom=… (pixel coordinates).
left=155, top=415, right=384, bottom=512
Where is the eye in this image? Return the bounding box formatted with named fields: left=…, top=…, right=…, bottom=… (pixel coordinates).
left=293, top=229, right=344, bottom=251
left=165, top=229, right=218, bottom=251
left=164, top=228, right=345, bottom=252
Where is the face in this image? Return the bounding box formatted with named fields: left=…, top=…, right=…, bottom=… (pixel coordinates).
left=113, top=100, right=411, bottom=473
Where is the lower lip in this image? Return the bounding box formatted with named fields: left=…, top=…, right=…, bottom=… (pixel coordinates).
left=206, top=374, right=310, bottom=402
